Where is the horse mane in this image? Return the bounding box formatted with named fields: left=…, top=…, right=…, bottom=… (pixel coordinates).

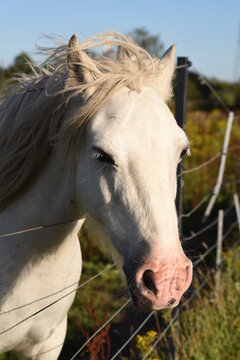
left=0, top=32, right=171, bottom=208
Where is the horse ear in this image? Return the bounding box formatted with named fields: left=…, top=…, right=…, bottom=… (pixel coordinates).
left=158, top=44, right=176, bottom=102
left=67, top=34, right=95, bottom=96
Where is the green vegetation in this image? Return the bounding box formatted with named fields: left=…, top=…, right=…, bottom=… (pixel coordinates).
left=0, top=231, right=128, bottom=360
left=187, top=72, right=240, bottom=110
left=177, top=246, right=240, bottom=360
left=62, top=262, right=127, bottom=359
left=134, top=243, right=240, bottom=360
left=0, top=29, right=240, bottom=359
left=184, top=109, right=240, bottom=209
left=128, top=27, right=164, bottom=57
left=0, top=52, right=33, bottom=90
left=59, top=228, right=129, bottom=359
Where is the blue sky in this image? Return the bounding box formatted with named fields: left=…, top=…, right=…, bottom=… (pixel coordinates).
left=0, top=0, right=239, bottom=81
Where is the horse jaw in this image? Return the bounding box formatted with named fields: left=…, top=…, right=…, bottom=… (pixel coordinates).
left=85, top=216, right=124, bottom=270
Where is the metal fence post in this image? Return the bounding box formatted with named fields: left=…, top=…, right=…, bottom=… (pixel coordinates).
left=215, top=209, right=224, bottom=297
left=175, top=57, right=190, bottom=230
left=165, top=57, right=190, bottom=360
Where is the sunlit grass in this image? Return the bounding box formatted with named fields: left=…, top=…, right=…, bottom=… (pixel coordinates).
left=177, top=244, right=240, bottom=360
left=134, top=243, right=240, bottom=360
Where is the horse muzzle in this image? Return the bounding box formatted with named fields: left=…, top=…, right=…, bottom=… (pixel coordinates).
left=123, top=255, right=193, bottom=311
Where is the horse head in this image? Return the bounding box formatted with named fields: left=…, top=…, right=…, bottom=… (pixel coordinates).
left=67, top=34, right=192, bottom=311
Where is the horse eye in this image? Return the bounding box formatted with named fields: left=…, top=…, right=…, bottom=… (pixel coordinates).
left=92, top=147, right=115, bottom=166
left=180, top=146, right=190, bottom=160
left=180, top=148, right=187, bottom=159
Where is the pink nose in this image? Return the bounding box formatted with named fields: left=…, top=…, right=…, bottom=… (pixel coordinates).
left=135, top=257, right=192, bottom=310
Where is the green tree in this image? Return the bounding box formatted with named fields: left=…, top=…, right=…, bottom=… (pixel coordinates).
left=128, top=27, right=164, bottom=57
left=4, top=52, right=33, bottom=80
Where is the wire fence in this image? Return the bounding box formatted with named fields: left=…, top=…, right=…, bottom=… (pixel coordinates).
left=0, top=263, right=116, bottom=317
left=0, top=264, right=117, bottom=336
left=0, top=61, right=239, bottom=360
left=72, top=64, right=239, bottom=359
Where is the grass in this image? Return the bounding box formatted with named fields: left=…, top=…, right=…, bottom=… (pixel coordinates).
left=177, top=243, right=240, bottom=360
left=0, top=260, right=127, bottom=360
left=0, top=228, right=128, bottom=360
left=134, top=241, right=240, bottom=360
left=1, top=229, right=239, bottom=360
left=60, top=228, right=129, bottom=359
left=61, top=260, right=128, bottom=358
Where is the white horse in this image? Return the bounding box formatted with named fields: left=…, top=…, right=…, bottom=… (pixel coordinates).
left=0, top=32, right=192, bottom=359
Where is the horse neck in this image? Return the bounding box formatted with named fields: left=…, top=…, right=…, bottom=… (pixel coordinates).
left=0, top=143, right=84, bottom=241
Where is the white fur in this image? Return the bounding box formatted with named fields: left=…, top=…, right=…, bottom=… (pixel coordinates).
left=0, top=41, right=189, bottom=358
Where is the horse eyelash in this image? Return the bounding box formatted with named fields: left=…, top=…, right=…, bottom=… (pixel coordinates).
left=187, top=147, right=191, bottom=156
left=178, top=146, right=191, bottom=164
left=92, top=146, right=116, bottom=166
left=180, top=146, right=191, bottom=159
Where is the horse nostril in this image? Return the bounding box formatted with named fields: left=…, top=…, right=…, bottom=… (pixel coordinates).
left=142, top=269, right=157, bottom=294
left=168, top=298, right=176, bottom=306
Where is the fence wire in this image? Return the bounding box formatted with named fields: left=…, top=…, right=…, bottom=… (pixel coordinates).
left=183, top=204, right=233, bottom=241
left=192, top=67, right=230, bottom=113
left=0, top=263, right=116, bottom=335
left=0, top=218, right=80, bottom=239
left=0, top=64, right=239, bottom=360
left=69, top=298, right=131, bottom=360
left=68, top=67, right=238, bottom=359
left=70, top=216, right=238, bottom=359
left=142, top=267, right=215, bottom=360
left=110, top=311, right=154, bottom=360
left=182, top=145, right=240, bottom=176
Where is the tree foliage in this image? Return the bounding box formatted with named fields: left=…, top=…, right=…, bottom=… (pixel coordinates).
left=0, top=52, right=33, bottom=89
left=128, top=27, right=164, bottom=57
left=187, top=72, right=240, bottom=110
